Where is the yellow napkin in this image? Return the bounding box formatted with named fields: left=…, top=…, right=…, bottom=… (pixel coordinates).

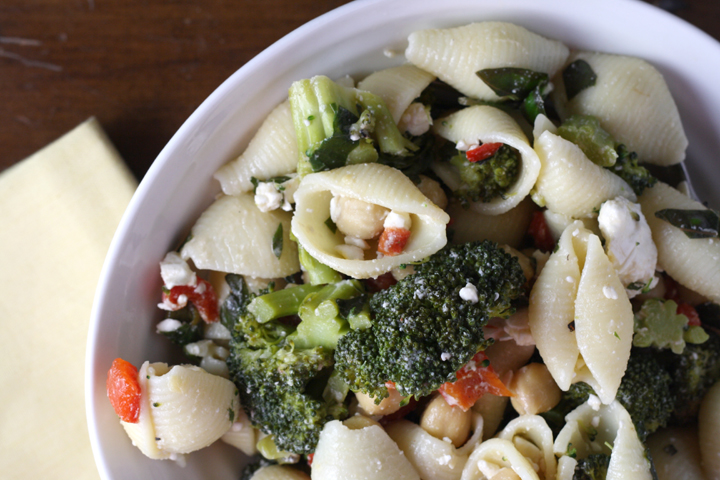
left=0, top=118, right=137, bottom=479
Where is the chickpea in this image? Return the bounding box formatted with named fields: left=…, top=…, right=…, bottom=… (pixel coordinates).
left=330, top=195, right=388, bottom=240
left=420, top=394, right=472, bottom=448
left=416, top=175, right=448, bottom=210
left=343, top=414, right=381, bottom=430
left=355, top=388, right=404, bottom=416
left=507, top=363, right=562, bottom=415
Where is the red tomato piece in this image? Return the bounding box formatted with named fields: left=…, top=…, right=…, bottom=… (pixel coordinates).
left=438, top=352, right=513, bottom=412
left=663, top=275, right=681, bottom=303
left=107, top=358, right=141, bottom=423
left=162, top=278, right=219, bottom=323
left=677, top=302, right=702, bottom=327
left=528, top=210, right=555, bottom=252
left=466, top=142, right=503, bottom=163
left=378, top=227, right=411, bottom=256
left=307, top=453, right=314, bottom=467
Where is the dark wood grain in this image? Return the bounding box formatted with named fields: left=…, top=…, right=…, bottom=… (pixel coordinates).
left=0, top=0, right=717, bottom=179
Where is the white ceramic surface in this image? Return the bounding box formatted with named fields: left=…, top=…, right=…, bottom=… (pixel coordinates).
left=86, top=0, right=720, bottom=478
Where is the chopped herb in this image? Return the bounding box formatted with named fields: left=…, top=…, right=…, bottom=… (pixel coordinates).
left=307, top=115, right=315, bottom=121
left=604, top=441, right=614, bottom=451
left=567, top=443, right=578, bottom=458
left=325, top=217, right=338, bottom=234
left=614, top=331, right=620, bottom=340
left=562, top=59, right=597, bottom=100
left=153, top=402, right=160, bottom=407
left=655, top=208, right=720, bottom=239
left=480, top=359, right=491, bottom=368
left=228, top=407, right=235, bottom=423
left=272, top=223, right=284, bottom=259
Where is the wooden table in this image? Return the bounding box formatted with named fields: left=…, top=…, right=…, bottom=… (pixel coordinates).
left=1, top=0, right=718, bottom=180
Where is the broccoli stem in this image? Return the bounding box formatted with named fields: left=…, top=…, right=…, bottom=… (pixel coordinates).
left=247, top=283, right=324, bottom=324
left=292, top=280, right=367, bottom=350
left=298, top=243, right=343, bottom=285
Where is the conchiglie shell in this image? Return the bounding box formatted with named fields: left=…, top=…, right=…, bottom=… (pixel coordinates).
left=220, top=407, right=257, bottom=456
left=533, top=130, right=636, bottom=218
left=573, top=234, right=633, bottom=404
left=528, top=223, right=585, bottom=391
left=357, top=65, right=436, bottom=124
left=385, top=419, right=469, bottom=480
left=553, top=401, right=652, bottom=480
left=639, top=181, right=720, bottom=303
left=250, top=465, right=310, bottom=480
left=698, top=381, right=720, bottom=479
left=213, top=101, right=298, bottom=195
left=120, top=362, right=172, bottom=460
left=406, top=22, right=569, bottom=101
left=433, top=105, right=541, bottom=215
left=447, top=198, right=537, bottom=248
left=553, top=51, right=687, bottom=166
left=312, top=420, right=420, bottom=480
left=497, top=415, right=557, bottom=480
left=181, top=194, right=300, bottom=278
left=292, top=163, right=449, bottom=279
left=148, top=364, right=240, bottom=454
left=460, top=438, right=540, bottom=480
left=647, top=427, right=706, bottom=480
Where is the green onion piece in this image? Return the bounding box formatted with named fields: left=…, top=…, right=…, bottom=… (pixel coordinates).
left=272, top=223, right=284, bottom=258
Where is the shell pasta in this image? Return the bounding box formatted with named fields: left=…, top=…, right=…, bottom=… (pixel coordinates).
left=105, top=19, right=720, bottom=480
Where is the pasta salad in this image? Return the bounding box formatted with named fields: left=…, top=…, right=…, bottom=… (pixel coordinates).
left=105, top=21, right=720, bottom=480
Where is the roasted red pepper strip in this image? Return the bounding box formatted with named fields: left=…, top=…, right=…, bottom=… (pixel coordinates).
left=107, top=358, right=141, bottom=423
left=162, top=277, right=219, bottom=323
left=438, top=352, right=513, bottom=412
left=466, top=142, right=503, bottom=163
left=528, top=210, right=556, bottom=252
left=378, top=227, right=411, bottom=256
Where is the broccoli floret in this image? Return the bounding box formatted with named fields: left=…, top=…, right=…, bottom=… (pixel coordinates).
left=225, top=275, right=357, bottom=454
left=557, top=115, right=618, bottom=167
left=556, top=115, right=656, bottom=195
left=334, top=240, right=526, bottom=400
left=443, top=143, right=521, bottom=206
left=610, top=144, right=657, bottom=196
left=288, top=75, right=416, bottom=175
left=573, top=453, right=611, bottom=480
left=542, top=349, right=674, bottom=440
left=297, top=241, right=343, bottom=285
left=666, top=329, right=720, bottom=424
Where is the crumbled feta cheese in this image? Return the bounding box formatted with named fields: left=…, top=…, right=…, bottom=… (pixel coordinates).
left=459, top=282, right=479, bottom=303
left=455, top=139, right=471, bottom=151
left=602, top=285, right=618, bottom=300
left=335, top=244, right=364, bottom=260
left=156, top=318, right=183, bottom=333
left=159, top=251, right=197, bottom=288
left=598, top=197, right=658, bottom=298
left=438, top=454, right=453, bottom=466
left=254, top=181, right=284, bottom=212
left=383, top=211, right=412, bottom=230
left=587, top=394, right=602, bottom=411
left=344, top=236, right=369, bottom=249
left=441, top=352, right=452, bottom=361
left=398, top=102, right=433, bottom=136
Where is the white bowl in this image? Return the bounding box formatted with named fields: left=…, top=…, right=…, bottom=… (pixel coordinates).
left=86, top=0, right=720, bottom=478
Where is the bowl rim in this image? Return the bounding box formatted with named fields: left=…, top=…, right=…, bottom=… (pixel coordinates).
left=85, top=0, right=720, bottom=478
